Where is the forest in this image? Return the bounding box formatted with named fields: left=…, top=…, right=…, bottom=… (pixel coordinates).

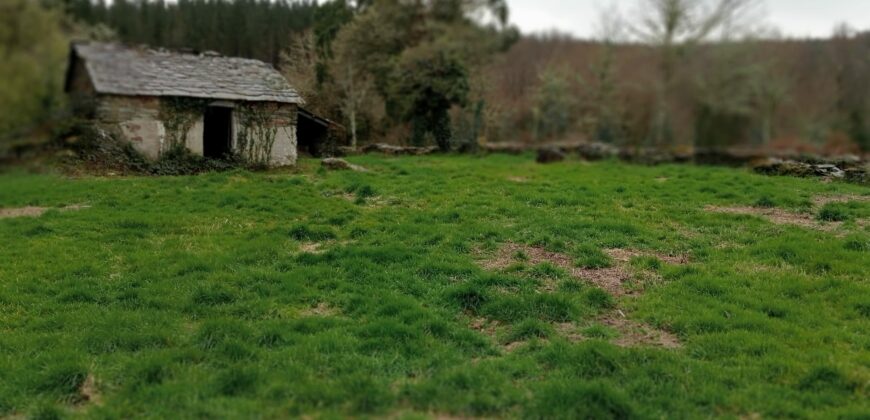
left=1, top=0, right=869, bottom=156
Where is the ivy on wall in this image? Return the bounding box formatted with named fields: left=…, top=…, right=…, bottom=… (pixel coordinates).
left=236, top=104, right=278, bottom=166
left=158, top=97, right=209, bottom=151
left=158, top=97, right=283, bottom=166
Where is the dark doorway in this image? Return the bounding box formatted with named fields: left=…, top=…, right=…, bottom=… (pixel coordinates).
left=203, top=106, right=233, bottom=158
left=297, top=108, right=331, bottom=157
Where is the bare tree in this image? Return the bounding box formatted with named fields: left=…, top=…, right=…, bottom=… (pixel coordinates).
left=279, top=31, right=323, bottom=114
left=829, top=23, right=870, bottom=150
left=329, top=19, right=383, bottom=149
left=588, top=3, right=627, bottom=144
left=628, top=0, right=764, bottom=146
left=332, top=57, right=375, bottom=149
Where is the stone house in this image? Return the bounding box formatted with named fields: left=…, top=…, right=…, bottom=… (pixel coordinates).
left=65, top=42, right=306, bottom=166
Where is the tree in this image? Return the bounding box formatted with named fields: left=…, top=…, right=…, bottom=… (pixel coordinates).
left=280, top=31, right=323, bottom=113
left=392, top=45, right=470, bottom=150
left=628, top=0, right=763, bottom=146
left=0, top=0, right=68, bottom=146
left=588, top=4, right=627, bottom=144
left=829, top=24, right=870, bottom=151
left=531, top=67, right=577, bottom=141
left=331, top=28, right=378, bottom=148
left=324, top=0, right=513, bottom=148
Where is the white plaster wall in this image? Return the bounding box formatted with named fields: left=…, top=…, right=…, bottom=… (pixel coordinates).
left=270, top=124, right=298, bottom=166
left=119, top=119, right=164, bottom=159
left=185, top=116, right=205, bottom=156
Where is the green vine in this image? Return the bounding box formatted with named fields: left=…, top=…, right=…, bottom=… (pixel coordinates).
left=159, top=97, right=209, bottom=151
left=236, top=104, right=278, bottom=166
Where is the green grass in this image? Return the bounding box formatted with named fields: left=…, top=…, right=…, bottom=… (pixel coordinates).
left=0, top=154, right=868, bottom=418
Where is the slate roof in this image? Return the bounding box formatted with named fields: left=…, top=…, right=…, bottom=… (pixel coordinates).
left=70, top=42, right=303, bottom=104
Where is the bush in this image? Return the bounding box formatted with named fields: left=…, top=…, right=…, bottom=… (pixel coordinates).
left=817, top=204, right=850, bottom=222
left=68, top=125, right=246, bottom=175
left=69, top=125, right=151, bottom=173
left=150, top=146, right=242, bottom=175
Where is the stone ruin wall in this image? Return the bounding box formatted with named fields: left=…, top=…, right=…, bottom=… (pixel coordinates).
left=92, top=96, right=297, bottom=166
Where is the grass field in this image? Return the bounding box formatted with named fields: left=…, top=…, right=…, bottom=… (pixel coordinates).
left=1, top=155, right=868, bottom=419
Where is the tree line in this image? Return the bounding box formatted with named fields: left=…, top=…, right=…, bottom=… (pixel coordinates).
left=486, top=1, right=870, bottom=153
left=2, top=0, right=868, bottom=155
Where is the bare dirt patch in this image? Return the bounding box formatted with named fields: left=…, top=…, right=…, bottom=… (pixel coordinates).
left=705, top=205, right=839, bottom=231
left=605, top=248, right=688, bottom=265
left=554, top=322, right=585, bottom=342
left=812, top=194, right=870, bottom=206
left=474, top=243, right=685, bottom=349
left=479, top=242, right=572, bottom=271
left=300, top=302, right=337, bottom=317
left=296, top=240, right=356, bottom=255
left=554, top=312, right=681, bottom=349
left=598, top=311, right=681, bottom=349
left=574, top=266, right=632, bottom=296
left=507, top=176, right=529, bottom=183
left=479, top=243, right=687, bottom=296
left=470, top=317, right=528, bottom=353
left=469, top=317, right=499, bottom=338
left=0, top=204, right=90, bottom=219
left=78, top=374, right=102, bottom=406
left=298, top=242, right=324, bottom=254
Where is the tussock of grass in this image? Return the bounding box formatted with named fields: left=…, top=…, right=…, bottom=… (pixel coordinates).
left=0, top=155, right=867, bottom=417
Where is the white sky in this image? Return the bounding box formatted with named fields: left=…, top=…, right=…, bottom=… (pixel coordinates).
left=507, top=0, right=870, bottom=39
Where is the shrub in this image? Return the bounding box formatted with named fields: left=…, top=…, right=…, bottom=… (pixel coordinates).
left=68, top=125, right=247, bottom=175
left=69, top=125, right=150, bottom=173
left=149, top=146, right=242, bottom=175
left=817, top=204, right=850, bottom=222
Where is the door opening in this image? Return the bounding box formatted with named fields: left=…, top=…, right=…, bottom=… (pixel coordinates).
left=203, top=106, right=233, bottom=158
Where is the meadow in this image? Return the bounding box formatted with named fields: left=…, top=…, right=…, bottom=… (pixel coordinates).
left=0, top=154, right=867, bottom=418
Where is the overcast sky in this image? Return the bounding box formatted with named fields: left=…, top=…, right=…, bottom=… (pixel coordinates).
left=507, top=0, right=870, bottom=39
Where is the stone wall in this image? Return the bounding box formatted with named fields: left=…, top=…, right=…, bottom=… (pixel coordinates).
left=262, top=103, right=297, bottom=166
left=90, top=96, right=297, bottom=166
left=96, top=96, right=165, bottom=159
